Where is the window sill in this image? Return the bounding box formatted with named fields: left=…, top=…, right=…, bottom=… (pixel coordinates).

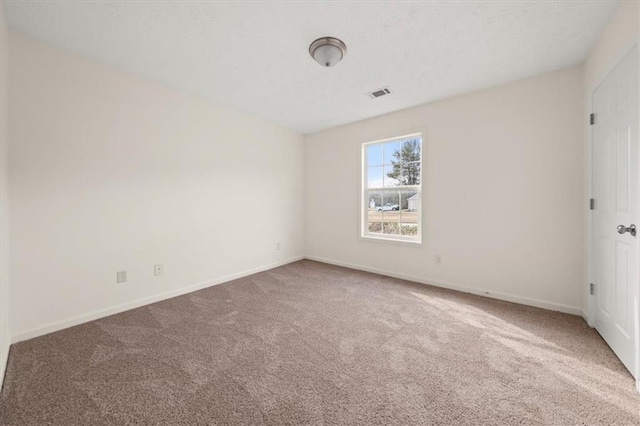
left=359, top=234, right=422, bottom=246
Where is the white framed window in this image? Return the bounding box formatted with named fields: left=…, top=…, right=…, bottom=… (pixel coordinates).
left=361, top=133, right=422, bottom=244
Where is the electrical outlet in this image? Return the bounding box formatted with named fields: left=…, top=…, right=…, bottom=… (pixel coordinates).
left=276, top=242, right=281, bottom=251
left=154, top=264, right=164, bottom=276
left=116, top=270, right=127, bottom=283
left=434, top=255, right=442, bottom=265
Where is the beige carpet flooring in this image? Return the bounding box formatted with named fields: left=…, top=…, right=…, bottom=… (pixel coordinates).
left=1, top=260, right=639, bottom=425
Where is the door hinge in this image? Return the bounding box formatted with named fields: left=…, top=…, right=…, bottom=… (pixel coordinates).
left=590, top=113, right=595, bottom=125
left=590, top=283, right=595, bottom=295
left=590, top=198, right=595, bottom=210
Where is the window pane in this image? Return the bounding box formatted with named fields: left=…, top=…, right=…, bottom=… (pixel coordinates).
left=367, top=191, right=382, bottom=210
left=382, top=191, right=400, bottom=209
left=381, top=192, right=400, bottom=235
left=367, top=191, right=382, bottom=233
left=400, top=191, right=420, bottom=236
left=401, top=223, right=418, bottom=236
left=383, top=222, right=400, bottom=234
left=383, top=141, right=401, bottom=165
left=383, top=164, right=400, bottom=187
left=399, top=190, right=411, bottom=211
left=401, top=138, right=421, bottom=163
left=367, top=166, right=383, bottom=188
left=402, top=162, right=421, bottom=185
left=368, top=222, right=383, bottom=233
left=366, top=144, right=384, bottom=167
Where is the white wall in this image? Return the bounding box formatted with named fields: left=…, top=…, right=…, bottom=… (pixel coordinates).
left=4, top=3, right=631, bottom=348
left=306, top=66, right=584, bottom=314
left=8, top=32, right=305, bottom=340
left=582, top=1, right=638, bottom=323
left=0, top=0, right=10, bottom=383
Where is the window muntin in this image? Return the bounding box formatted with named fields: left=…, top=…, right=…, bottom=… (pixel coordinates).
left=362, top=133, right=422, bottom=243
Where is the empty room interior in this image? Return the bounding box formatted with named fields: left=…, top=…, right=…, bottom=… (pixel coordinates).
left=1, top=0, right=640, bottom=424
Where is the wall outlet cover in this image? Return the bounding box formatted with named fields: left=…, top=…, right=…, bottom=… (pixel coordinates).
left=154, top=264, right=164, bottom=276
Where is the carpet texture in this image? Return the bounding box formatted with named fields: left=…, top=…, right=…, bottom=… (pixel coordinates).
left=1, top=260, right=639, bottom=425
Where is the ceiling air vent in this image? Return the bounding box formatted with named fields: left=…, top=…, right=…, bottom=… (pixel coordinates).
left=368, top=87, right=391, bottom=99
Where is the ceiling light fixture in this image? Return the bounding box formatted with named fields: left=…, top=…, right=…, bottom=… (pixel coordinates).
left=309, top=37, right=347, bottom=67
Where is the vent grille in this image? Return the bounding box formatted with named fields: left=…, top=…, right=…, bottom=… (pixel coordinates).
left=368, top=87, right=391, bottom=99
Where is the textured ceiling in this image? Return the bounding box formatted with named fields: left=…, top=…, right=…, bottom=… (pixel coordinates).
left=4, top=1, right=620, bottom=134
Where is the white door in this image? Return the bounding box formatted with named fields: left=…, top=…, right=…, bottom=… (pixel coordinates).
left=592, top=46, right=639, bottom=377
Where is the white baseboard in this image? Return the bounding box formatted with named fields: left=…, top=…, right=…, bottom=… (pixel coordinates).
left=305, top=255, right=582, bottom=316
left=11, top=256, right=304, bottom=343
left=9, top=254, right=585, bottom=343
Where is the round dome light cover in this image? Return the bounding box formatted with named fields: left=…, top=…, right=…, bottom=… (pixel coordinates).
left=309, top=37, right=347, bottom=67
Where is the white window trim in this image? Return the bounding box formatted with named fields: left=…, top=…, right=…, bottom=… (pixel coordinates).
left=360, top=132, right=423, bottom=245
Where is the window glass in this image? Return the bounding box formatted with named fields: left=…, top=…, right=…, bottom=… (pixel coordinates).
left=362, top=134, right=422, bottom=243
